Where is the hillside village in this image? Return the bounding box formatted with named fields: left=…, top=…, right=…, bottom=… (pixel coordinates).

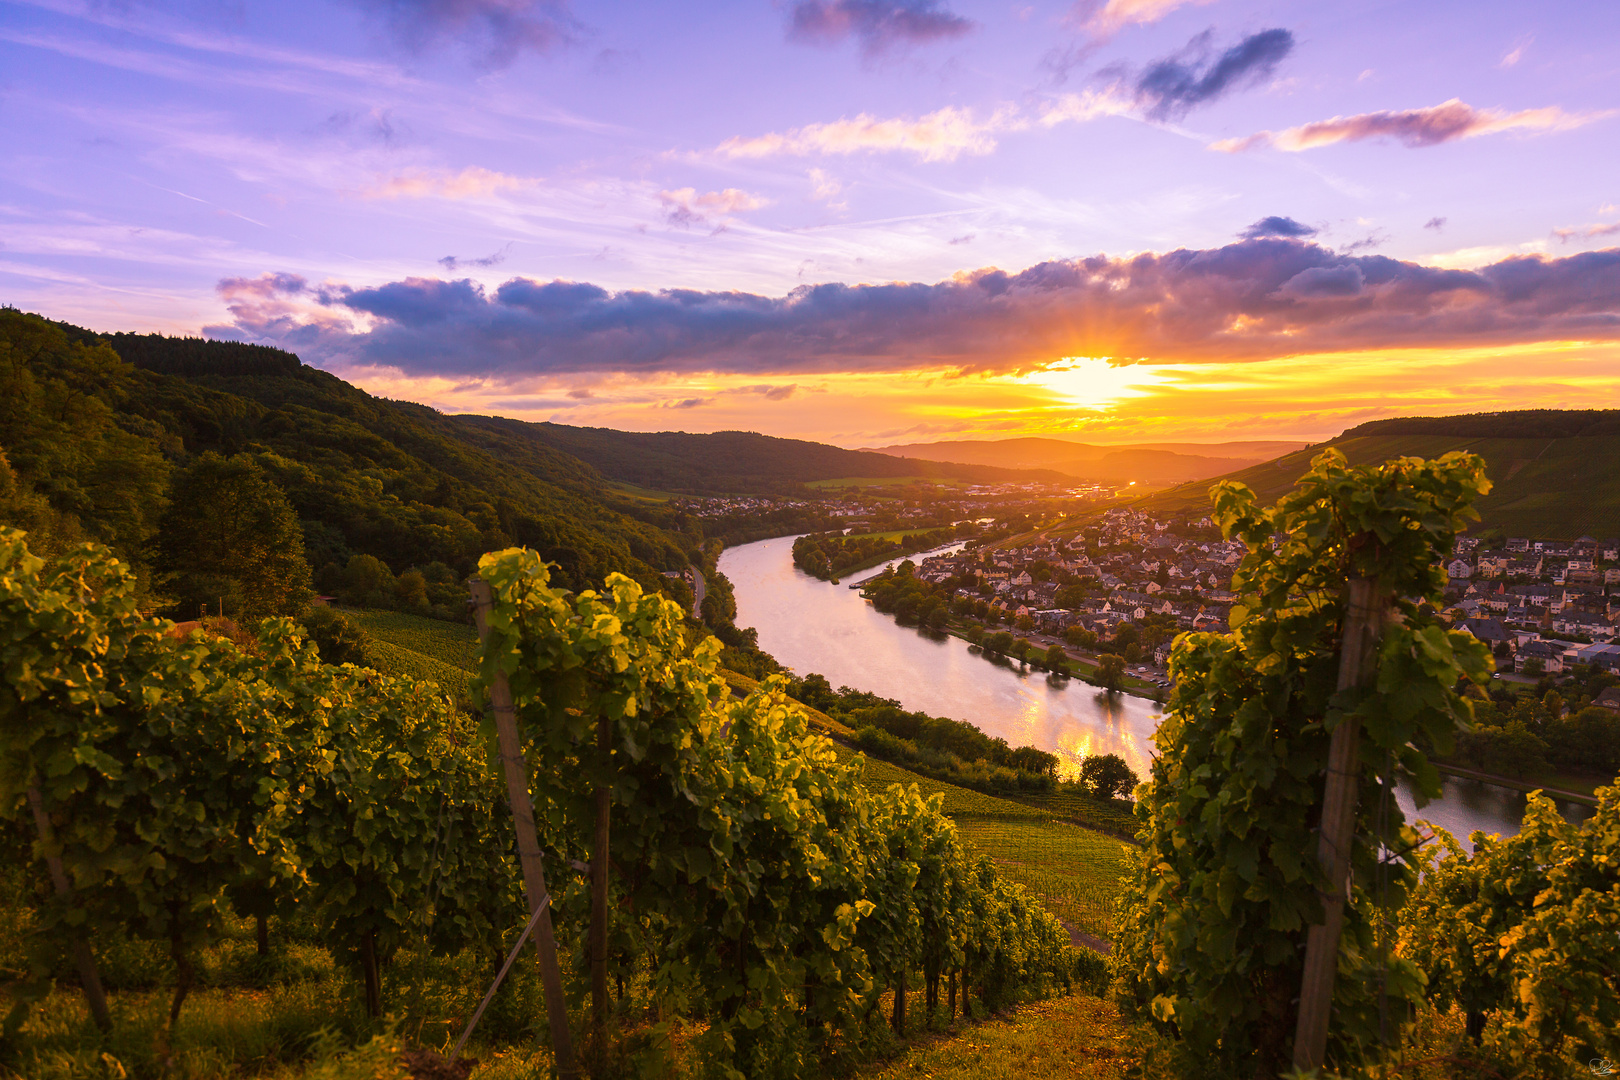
left=909, top=508, right=1620, bottom=683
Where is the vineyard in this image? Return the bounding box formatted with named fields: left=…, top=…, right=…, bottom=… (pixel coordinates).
left=0, top=529, right=1090, bottom=1080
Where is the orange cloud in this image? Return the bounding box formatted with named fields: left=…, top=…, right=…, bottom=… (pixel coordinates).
left=1079, top=0, right=1216, bottom=36
left=716, top=105, right=1014, bottom=162
left=658, top=187, right=768, bottom=226
left=1212, top=99, right=1611, bottom=153
left=365, top=166, right=533, bottom=199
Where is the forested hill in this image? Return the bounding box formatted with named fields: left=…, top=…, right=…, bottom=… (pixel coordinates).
left=1138, top=409, right=1620, bottom=539
left=0, top=310, right=697, bottom=617
left=449, top=415, right=1070, bottom=494
left=862, top=436, right=1303, bottom=485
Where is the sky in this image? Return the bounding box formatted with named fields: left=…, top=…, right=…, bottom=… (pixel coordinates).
left=3, top=0, right=1618, bottom=447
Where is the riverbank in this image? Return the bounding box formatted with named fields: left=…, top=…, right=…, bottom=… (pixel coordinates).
left=1433, top=762, right=1601, bottom=806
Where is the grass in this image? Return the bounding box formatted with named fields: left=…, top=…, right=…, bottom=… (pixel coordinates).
left=852, top=993, right=1486, bottom=1080
left=842, top=528, right=943, bottom=542
left=857, top=994, right=1135, bottom=1080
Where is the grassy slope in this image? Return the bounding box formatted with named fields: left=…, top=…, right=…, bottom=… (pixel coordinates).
left=1139, top=430, right=1620, bottom=538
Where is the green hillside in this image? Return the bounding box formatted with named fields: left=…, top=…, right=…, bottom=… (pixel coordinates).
left=1138, top=411, right=1620, bottom=538
left=0, top=311, right=698, bottom=609
left=449, top=415, right=1072, bottom=494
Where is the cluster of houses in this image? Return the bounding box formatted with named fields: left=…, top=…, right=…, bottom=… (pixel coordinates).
left=911, top=510, right=1620, bottom=679
left=914, top=508, right=1252, bottom=669
left=1446, top=536, right=1620, bottom=676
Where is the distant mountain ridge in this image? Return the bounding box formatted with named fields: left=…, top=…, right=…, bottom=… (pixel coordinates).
left=450, top=418, right=1075, bottom=495
left=863, top=436, right=1307, bottom=484
left=1138, top=410, right=1620, bottom=539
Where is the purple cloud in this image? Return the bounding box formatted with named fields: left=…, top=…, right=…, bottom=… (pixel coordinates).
left=214, top=241, right=1620, bottom=377
left=1131, top=28, right=1294, bottom=121
left=352, top=0, right=580, bottom=67
left=788, top=0, right=973, bottom=57
left=1241, top=216, right=1316, bottom=239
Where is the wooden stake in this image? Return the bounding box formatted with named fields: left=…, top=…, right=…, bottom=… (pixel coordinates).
left=1293, top=576, right=1385, bottom=1073
left=27, top=785, right=112, bottom=1032
left=469, top=578, right=579, bottom=1079
left=590, top=713, right=611, bottom=1063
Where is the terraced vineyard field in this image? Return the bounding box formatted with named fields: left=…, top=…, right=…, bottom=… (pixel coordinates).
left=349, top=610, right=478, bottom=706
left=1005, top=787, right=1139, bottom=841
left=951, top=817, right=1132, bottom=940
left=352, top=610, right=478, bottom=670
left=363, top=638, right=473, bottom=706
left=837, top=747, right=1132, bottom=941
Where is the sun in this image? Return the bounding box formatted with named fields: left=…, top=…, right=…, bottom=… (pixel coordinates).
left=1019, top=357, right=1171, bottom=411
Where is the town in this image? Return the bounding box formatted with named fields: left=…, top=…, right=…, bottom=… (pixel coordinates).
left=893, top=508, right=1620, bottom=693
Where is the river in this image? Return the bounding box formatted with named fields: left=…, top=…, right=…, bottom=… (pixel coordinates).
left=720, top=535, right=1593, bottom=847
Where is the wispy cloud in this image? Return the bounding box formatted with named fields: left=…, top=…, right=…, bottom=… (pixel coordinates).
left=658, top=187, right=768, bottom=227
left=349, top=0, right=581, bottom=67
left=717, top=105, right=1014, bottom=162
left=1075, top=0, right=1217, bottom=38
left=1212, top=98, right=1611, bottom=152
left=1552, top=222, right=1620, bottom=243
left=717, top=91, right=1136, bottom=163
left=365, top=166, right=535, bottom=199
left=1500, top=39, right=1530, bottom=68
left=788, top=0, right=973, bottom=57
left=439, top=244, right=511, bottom=271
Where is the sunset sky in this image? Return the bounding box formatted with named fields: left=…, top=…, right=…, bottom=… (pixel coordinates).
left=4, top=0, right=1618, bottom=446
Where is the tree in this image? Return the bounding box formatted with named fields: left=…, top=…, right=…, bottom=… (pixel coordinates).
left=1096, top=653, right=1126, bottom=692
left=1055, top=581, right=1089, bottom=609
left=302, top=606, right=371, bottom=666
left=1043, top=643, right=1069, bottom=675
left=1079, top=754, right=1139, bottom=800
left=158, top=453, right=312, bottom=620
left=1065, top=625, right=1097, bottom=649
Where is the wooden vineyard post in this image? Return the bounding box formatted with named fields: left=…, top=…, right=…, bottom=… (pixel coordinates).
left=470, top=578, right=579, bottom=1079
left=27, top=785, right=111, bottom=1032
left=590, top=711, right=611, bottom=1065
left=1293, top=576, right=1386, bottom=1073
